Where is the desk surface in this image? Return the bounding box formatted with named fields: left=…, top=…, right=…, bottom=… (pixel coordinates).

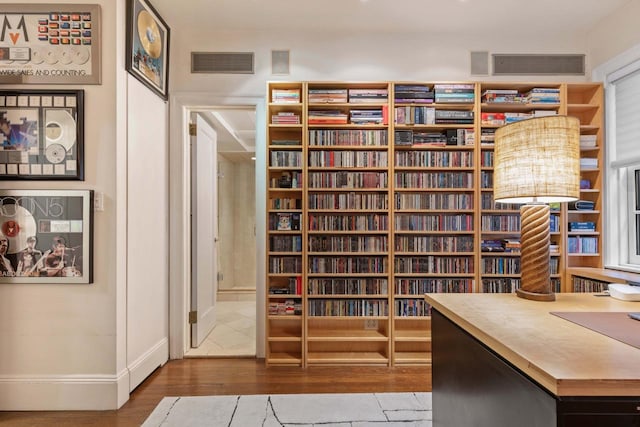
left=425, top=293, right=640, bottom=396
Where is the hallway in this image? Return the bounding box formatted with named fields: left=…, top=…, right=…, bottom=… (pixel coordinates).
left=185, top=299, right=256, bottom=357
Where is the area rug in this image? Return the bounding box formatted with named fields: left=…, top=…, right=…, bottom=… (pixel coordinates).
left=142, top=392, right=432, bottom=426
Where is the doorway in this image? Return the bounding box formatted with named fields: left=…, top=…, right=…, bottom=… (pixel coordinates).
left=185, top=107, right=258, bottom=358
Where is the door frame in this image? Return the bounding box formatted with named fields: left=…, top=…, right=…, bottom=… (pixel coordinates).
left=168, top=92, right=266, bottom=359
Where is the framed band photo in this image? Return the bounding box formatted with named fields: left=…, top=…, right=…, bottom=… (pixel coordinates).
left=0, top=89, right=84, bottom=180
left=0, top=189, right=93, bottom=284
left=125, top=0, right=170, bottom=101
left=0, top=4, right=101, bottom=85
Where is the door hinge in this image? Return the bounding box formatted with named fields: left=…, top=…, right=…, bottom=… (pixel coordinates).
left=189, top=123, right=197, bottom=136
left=217, top=271, right=223, bottom=282
left=189, top=310, right=198, bottom=324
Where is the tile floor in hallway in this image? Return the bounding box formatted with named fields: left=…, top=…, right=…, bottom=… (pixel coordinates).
left=185, top=299, right=256, bottom=357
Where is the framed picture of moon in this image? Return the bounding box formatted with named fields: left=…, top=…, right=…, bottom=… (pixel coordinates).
left=125, top=0, right=170, bottom=101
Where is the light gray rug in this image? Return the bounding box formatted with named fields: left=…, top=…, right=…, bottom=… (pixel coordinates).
left=142, top=392, right=432, bottom=426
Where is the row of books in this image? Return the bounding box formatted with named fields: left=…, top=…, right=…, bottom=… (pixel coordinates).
left=480, top=110, right=557, bottom=126
left=274, top=86, right=568, bottom=106
left=481, top=239, right=521, bottom=252
left=271, top=111, right=300, bottom=124
left=268, top=299, right=302, bottom=316
left=269, top=276, right=303, bottom=295
left=580, top=158, right=598, bottom=169
left=270, top=212, right=301, bottom=231
left=395, top=84, right=476, bottom=104
left=394, top=84, right=434, bottom=104
left=308, top=88, right=388, bottom=104
left=272, top=89, right=300, bottom=104
left=568, top=200, right=595, bottom=210
left=569, top=221, right=596, bottom=232
left=394, top=129, right=474, bottom=146
left=434, top=84, right=475, bottom=104
left=481, top=88, right=560, bottom=104
left=580, top=134, right=597, bottom=148
left=308, top=108, right=388, bottom=125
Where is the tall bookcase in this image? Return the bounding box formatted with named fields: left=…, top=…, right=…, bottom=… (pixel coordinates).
left=266, top=82, right=305, bottom=365
left=392, top=82, right=476, bottom=365
left=564, top=84, right=604, bottom=289
left=305, top=82, right=392, bottom=366
left=478, top=82, right=564, bottom=293
left=265, top=81, right=605, bottom=366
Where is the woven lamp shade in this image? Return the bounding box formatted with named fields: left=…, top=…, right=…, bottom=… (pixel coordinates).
left=494, top=116, right=580, bottom=203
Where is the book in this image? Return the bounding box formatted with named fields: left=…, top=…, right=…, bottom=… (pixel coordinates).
left=569, top=221, right=596, bottom=231
left=568, top=200, right=595, bottom=210
left=580, top=158, right=598, bottom=169
left=277, top=213, right=293, bottom=230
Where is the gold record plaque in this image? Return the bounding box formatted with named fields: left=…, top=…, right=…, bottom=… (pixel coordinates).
left=126, top=0, right=170, bottom=100
left=137, top=10, right=162, bottom=59
left=0, top=89, right=84, bottom=180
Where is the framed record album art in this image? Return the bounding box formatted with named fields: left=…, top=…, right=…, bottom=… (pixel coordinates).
left=0, top=4, right=101, bottom=85
left=126, top=0, right=170, bottom=101
left=0, top=89, right=84, bottom=180
left=0, top=189, right=93, bottom=284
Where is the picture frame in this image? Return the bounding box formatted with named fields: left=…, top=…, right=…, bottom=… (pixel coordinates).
left=0, top=4, right=101, bottom=85
left=125, top=0, right=170, bottom=101
left=0, top=189, right=93, bottom=284
left=0, top=89, right=84, bottom=180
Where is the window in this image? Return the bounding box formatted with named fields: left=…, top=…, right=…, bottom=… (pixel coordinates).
left=605, top=64, right=640, bottom=271
left=631, top=168, right=640, bottom=264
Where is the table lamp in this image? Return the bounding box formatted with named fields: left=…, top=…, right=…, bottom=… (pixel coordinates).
left=493, top=116, right=580, bottom=301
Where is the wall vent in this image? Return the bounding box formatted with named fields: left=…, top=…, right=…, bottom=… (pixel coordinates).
left=492, top=54, right=585, bottom=75
left=272, top=50, right=290, bottom=75
left=191, top=52, right=254, bottom=74
left=470, top=51, right=489, bottom=76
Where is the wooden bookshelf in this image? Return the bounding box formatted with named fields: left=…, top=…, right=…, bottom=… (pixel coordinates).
left=478, top=82, right=564, bottom=293
left=564, top=83, right=604, bottom=287
left=266, top=82, right=305, bottom=366
left=265, top=81, right=605, bottom=367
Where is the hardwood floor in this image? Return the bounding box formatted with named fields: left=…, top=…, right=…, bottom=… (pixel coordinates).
left=0, top=358, right=431, bottom=427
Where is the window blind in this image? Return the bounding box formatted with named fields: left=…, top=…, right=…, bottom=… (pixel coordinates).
left=613, top=68, right=640, bottom=167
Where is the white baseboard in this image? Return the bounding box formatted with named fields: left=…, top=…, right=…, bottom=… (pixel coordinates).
left=0, top=370, right=128, bottom=410
left=0, top=338, right=168, bottom=410
left=128, top=337, right=169, bottom=391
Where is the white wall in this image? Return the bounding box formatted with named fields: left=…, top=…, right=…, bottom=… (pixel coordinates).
left=0, top=0, right=169, bottom=410
left=218, top=156, right=256, bottom=292
left=233, top=160, right=256, bottom=289
left=588, top=0, right=640, bottom=70
left=170, top=29, right=593, bottom=96
left=126, top=76, right=169, bottom=391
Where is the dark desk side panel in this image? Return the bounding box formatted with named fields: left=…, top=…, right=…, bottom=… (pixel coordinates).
left=431, top=308, right=556, bottom=427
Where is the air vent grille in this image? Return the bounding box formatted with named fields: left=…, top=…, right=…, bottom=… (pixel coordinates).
left=191, top=52, right=254, bottom=74
left=492, top=54, right=585, bottom=75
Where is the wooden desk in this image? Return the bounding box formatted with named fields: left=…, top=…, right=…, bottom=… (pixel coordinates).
left=425, top=293, right=640, bottom=427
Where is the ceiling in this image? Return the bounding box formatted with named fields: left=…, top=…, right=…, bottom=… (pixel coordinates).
left=198, top=109, right=256, bottom=159
left=151, top=0, right=628, bottom=36
left=164, top=0, right=629, bottom=159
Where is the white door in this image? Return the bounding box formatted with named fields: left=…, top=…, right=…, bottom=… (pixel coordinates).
left=191, top=114, right=218, bottom=347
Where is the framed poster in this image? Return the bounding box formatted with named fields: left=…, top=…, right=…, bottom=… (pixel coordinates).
left=0, top=89, right=84, bottom=180
left=125, top=0, right=170, bottom=101
left=0, top=190, right=93, bottom=284
left=0, top=4, right=101, bottom=85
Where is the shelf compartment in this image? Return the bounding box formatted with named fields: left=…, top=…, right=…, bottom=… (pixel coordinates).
left=267, top=341, right=302, bottom=366
left=393, top=351, right=432, bottom=365
left=306, top=351, right=389, bottom=365
left=268, top=317, right=302, bottom=340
